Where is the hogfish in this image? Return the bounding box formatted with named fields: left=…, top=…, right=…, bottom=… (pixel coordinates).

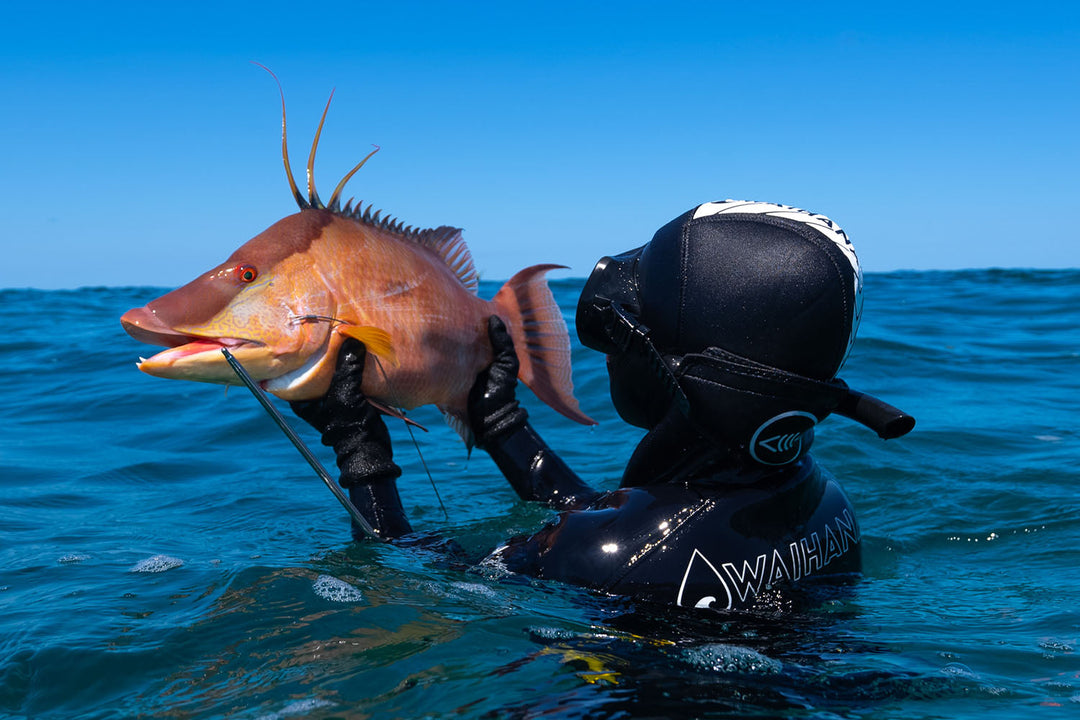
left=120, top=86, right=595, bottom=440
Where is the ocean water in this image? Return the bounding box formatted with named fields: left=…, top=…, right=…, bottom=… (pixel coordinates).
left=1, top=270, right=1078, bottom=719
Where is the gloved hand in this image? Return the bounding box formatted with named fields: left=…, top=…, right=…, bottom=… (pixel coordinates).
left=290, top=338, right=411, bottom=540
left=467, top=316, right=597, bottom=509
left=468, top=316, right=529, bottom=449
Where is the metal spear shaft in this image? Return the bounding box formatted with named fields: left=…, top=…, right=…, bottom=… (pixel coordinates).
left=221, top=348, right=380, bottom=540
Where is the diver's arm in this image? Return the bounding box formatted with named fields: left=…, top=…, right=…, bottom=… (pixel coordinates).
left=480, top=423, right=598, bottom=509
left=470, top=317, right=599, bottom=509
left=290, top=339, right=412, bottom=541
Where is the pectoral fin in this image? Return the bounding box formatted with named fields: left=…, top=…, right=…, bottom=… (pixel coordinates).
left=336, top=324, right=398, bottom=366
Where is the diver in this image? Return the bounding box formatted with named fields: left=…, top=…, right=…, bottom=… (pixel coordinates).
left=289, top=201, right=915, bottom=611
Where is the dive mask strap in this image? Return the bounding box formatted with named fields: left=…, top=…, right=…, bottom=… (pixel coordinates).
left=683, top=347, right=915, bottom=440
left=594, top=300, right=915, bottom=441
left=600, top=300, right=691, bottom=415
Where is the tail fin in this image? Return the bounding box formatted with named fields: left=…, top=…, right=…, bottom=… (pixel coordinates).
left=492, top=265, right=597, bottom=426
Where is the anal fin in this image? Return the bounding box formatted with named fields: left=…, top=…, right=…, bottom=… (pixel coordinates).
left=439, top=405, right=476, bottom=451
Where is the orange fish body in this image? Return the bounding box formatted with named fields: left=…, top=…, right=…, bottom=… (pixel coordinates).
left=121, top=205, right=593, bottom=435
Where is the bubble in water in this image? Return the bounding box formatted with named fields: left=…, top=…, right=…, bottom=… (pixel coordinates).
left=129, top=555, right=184, bottom=573
left=312, top=574, right=363, bottom=603
left=683, top=643, right=782, bottom=675
left=1038, top=639, right=1075, bottom=661
left=940, top=662, right=979, bottom=679
left=1038, top=639, right=1074, bottom=654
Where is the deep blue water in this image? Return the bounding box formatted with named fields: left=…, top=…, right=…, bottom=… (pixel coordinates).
left=1, top=270, right=1078, bottom=719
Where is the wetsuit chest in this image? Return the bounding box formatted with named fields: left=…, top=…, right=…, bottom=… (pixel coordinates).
left=491, top=457, right=861, bottom=610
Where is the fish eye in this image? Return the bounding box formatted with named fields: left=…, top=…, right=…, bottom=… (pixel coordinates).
left=236, top=265, right=258, bottom=283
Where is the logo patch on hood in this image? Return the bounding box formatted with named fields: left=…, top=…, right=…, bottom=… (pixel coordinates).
left=749, top=411, right=817, bottom=465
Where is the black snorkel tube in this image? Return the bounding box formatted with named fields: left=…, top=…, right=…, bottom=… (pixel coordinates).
left=833, top=383, right=916, bottom=440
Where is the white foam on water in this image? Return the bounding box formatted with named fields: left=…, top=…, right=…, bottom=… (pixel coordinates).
left=255, top=698, right=334, bottom=720
left=312, top=574, right=363, bottom=603
left=58, top=554, right=90, bottom=564
left=683, top=643, right=782, bottom=675
left=450, top=581, right=499, bottom=599
left=529, top=626, right=579, bottom=641
left=129, top=555, right=184, bottom=573
left=476, top=549, right=510, bottom=578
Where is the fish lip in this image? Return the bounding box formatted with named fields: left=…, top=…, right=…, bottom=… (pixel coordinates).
left=121, top=307, right=190, bottom=347
left=122, top=307, right=262, bottom=360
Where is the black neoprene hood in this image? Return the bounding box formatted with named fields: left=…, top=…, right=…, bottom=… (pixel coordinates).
left=575, top=202, right=912, bottom=462
left=577, top=204, right=861, bottom=378
left=638, top=208, right=860, bottom=379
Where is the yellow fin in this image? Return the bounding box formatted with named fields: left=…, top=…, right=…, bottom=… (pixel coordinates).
left=336, top=324, right=398, bottom=366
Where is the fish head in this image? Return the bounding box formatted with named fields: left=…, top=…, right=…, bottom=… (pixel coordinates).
left=121, top=210, right=348, bottom=400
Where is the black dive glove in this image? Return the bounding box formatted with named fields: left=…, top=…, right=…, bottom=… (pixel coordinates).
left=468, top=317, right=597, bottom=509
left=289, top=338, right=412, bottom=541
left=468, top=316, right=529, bottom=448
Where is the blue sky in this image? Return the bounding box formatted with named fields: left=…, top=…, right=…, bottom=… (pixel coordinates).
left=2, top=1, right=1077, bottom=289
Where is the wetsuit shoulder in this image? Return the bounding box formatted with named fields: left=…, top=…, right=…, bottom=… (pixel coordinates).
left=489, top=457, right=861, bottom=610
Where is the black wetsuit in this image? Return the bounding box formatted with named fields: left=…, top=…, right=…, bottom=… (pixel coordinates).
left=478, top=411, right=860, bottom=611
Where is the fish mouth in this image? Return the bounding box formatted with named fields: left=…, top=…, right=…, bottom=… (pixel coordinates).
left=121, top=307, right=263, bottom=372
left=137, top=337, right=262, bottom=365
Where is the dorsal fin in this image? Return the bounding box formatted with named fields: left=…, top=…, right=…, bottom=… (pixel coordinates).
left=335, top=201, right=479, bottom=294
left=415, top=225, right=479, bottom=294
